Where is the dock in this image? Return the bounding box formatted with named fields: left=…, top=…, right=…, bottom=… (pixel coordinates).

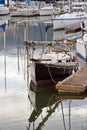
left=55, top=91, right=87, bottom=100
left=55, top=67, right=87, bottom=94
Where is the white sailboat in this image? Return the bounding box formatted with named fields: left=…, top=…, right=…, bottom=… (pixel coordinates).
left=71, top=1, right=87, bottom=11
left=52, top=0, right=87, bottom=30
left=10, top=1, right=39, bottom=17
left=39, top=3, right=60, bottom=16
left=0, top=4, right=10, bottom=15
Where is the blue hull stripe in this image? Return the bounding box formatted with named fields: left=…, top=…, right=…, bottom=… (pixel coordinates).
left=53, top=17, right=87, bottom=21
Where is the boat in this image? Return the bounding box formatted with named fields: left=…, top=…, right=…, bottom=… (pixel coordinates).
left=52, top=0, right=87, bottom=30
left=10, top=1, right=39, bottom=17
left=39, top=4, right=60, bottom=16
left=28, top=43, right=79, bottom=86
left=52, top=11, right=87, bottom=30
left=10, top=6, right=39, bottom=17
left=71, top=2, right=87, bottom=11
left=30, top=52, right=78, bottom=86
left=0, top=4, right=10, bottom=15
left=76, top=33, right=87, bottom=61
left=38, top=0, right=61, bottom=16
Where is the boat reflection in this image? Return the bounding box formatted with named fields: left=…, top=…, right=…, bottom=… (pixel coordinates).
left=28, top=80, right=87, bottom=130
left=28, top=80, right=60, bottom=130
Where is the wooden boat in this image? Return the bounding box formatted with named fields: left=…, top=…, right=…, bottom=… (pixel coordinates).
left=30, top=48, right=79, bottom=86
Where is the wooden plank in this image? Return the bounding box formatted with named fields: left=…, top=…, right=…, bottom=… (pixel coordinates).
left=55, top=67, right=87, bottom=93
left=24, top=39, right=76, bottom=47
left=55, top=91, right=87, bottom=100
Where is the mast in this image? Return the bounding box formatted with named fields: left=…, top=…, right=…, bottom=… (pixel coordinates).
left=68, top=0, right=71, bottom=13
left=7, top=0, right=9, bottom=7
left=3, top=25, right=7, bottom=91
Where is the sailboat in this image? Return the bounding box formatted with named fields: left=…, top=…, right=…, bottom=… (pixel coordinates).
left=25, top=21, right=78, bottom=87
left=39, top=2, right=60, bottom=16
left=0, top=0, right=10, bottom=15
left=10, top=1, right=39, bottom=17
left=52, top=0, right=87, bottom=30
left=26, top=40, right=79, bottom=86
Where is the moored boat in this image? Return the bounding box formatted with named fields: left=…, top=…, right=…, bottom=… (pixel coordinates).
left=0, top=4, right=10, bottom=15
left=30, top=48, right=79, bottom=86
left=39, top=5, right=60, bottom=16
left=52, top=11, right=87, bottom=30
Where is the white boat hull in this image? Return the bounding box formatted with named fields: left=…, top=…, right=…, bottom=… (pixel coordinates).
left=39, top=7, right=59, bottom=16
left=0, top=8, right=9, bottom=15
left=39, top=9, right=53, bottom=16
left=53, top=12, right=87, bottom=30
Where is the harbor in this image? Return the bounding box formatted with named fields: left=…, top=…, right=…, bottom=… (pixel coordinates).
left=0, top=0, right=87, bottom=129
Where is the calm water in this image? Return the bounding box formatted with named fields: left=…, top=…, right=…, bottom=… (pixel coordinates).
left=0, top=15, right=87, bottom=130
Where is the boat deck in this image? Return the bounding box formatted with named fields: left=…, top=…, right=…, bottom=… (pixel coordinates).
left=55, top=66, right=87, bottom=94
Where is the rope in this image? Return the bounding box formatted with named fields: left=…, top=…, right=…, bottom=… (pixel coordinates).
left=47, top=64, right=58, bottom=84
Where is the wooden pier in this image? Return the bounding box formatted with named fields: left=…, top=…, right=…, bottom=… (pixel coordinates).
left=55, top=91, right=87, bottom=100
left=55, top=67, right=87, bottom=94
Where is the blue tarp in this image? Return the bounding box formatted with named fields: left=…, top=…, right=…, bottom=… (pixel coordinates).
left=0, top=0, right=5, bottom=4
left=45, top=0, right=55, bottom=3
left=0, top=24, right=6, bottom=31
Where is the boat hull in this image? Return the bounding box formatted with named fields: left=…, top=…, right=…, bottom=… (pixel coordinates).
left=39, top=8, right=59, bottom=16
left=39, top=9, right=53, bottom=16
left=53, top=12, right=87, bottom=30
left=53, top=19, right=82, bottom=30
left=30, top=62, right=78, bottom=86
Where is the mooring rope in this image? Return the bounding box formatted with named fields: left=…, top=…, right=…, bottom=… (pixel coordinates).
left=47, top=64, right=58, bottom=84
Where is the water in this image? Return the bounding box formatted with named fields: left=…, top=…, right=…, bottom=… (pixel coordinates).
left=0, top=15, right=87, bottom=130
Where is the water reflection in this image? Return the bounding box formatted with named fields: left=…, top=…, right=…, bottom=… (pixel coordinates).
left=0, top=16, right=54, bottom=130
left=28, top=81, right=59, bottom=130
left=28, top=80, right=87, bottom=130
left=0, top=16, right=87, bottom=130
left=0, top=17, right=29, bottom=130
